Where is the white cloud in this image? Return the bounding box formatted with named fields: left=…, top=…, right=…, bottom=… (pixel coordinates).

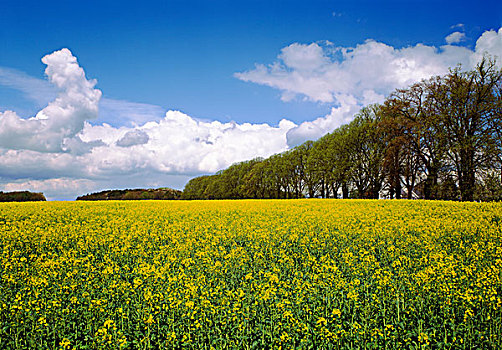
left=473, top=27, right=502, bottom=65
left=0, top=110, right=295, bottom=198
left=286, top=94, right=363, bottom=146
left=0, top=48, right=102, bottom=153
left=235, top=40, right=475, bottom=104
left=237, top=27, right=502, bottom=145
left=279, top=43, right=329, bottom=72
left=445, top=31, right=466, bottom=44
left=79, top=111, right=295, bottom=175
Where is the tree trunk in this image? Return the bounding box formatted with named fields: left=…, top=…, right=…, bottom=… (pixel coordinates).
left=342, top=182, right=349, bottom=199
left=395, top=179, right=402, bottom=199
left=389, top=184, right=395, bottom=199
left=308, top=187, right=314, bottom=198
left=459, top=148, right=475, bottom=201
left=406, top=185, right=413, bottom=199
left=331, top=183, right=338, bottom=199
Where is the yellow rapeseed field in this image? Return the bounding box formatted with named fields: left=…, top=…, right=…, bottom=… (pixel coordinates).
left=0, top=199, right=501, bottom=349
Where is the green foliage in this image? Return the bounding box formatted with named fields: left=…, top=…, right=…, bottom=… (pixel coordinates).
left=474, top=171, right=502, bottom=202
left=76, top=188, right=182, bottom=201
left=0, top=191, right=46, bottom=202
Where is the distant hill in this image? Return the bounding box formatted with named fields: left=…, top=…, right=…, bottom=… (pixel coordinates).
left=76, top=188, right=182, bottom=201
left=0, top=191, right=46, bottom=202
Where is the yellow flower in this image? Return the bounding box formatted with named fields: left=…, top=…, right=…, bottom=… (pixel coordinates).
left=144, top=314, right=154, bottom=325
left=331, top=309, right=341, bottom=317
left=317, top=317, right=327, bottom=326
left=59, top=338, right=71, bottom=349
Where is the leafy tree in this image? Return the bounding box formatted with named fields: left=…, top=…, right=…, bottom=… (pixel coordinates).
left=384, top=82, right=447, bottom=199
left=428, top=58, right=502, bottom=201
left=0, top=191, right=46, bottom=202
left=345, top=105, right=387, bottom=199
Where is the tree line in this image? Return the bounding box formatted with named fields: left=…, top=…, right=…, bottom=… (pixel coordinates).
left=183, top=58, right=502, bottom=201
left=0, top=191, right=46, bottom=202
left=76, top=188, right=182, bottom=201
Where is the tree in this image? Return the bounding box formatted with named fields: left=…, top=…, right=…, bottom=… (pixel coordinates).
left=428, top=58, right=502, bottom=201
left=295, top=141, right=320, bottom=198
left=380, top=101, right=422, bottom=199
left=282, top=150, right=306, bottom=198
left=384, top=81, right=448, bottom=199
left=344, top=105, right=387, bottom=199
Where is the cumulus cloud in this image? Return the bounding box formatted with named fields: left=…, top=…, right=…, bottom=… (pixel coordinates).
left=0, top=112, right=294, bottom=199
left=79, top=111, right=295, bottom=175
left=0, top=48, right=102, bottom=153
left=286, top=94, right=362, bottom=146
left=236, top=27, right=502, bottom=145
left=445, top=31, right=466, bottom=44
left=473, top=27, right=502, bottom=64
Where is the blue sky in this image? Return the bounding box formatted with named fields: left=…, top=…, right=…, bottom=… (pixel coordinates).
left=0, top=0, right=501, bottom=199
left=2, top=0, right=500, bottom=124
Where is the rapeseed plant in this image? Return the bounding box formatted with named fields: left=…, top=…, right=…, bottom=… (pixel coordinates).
left=0, top=199, right=500, bottom=348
